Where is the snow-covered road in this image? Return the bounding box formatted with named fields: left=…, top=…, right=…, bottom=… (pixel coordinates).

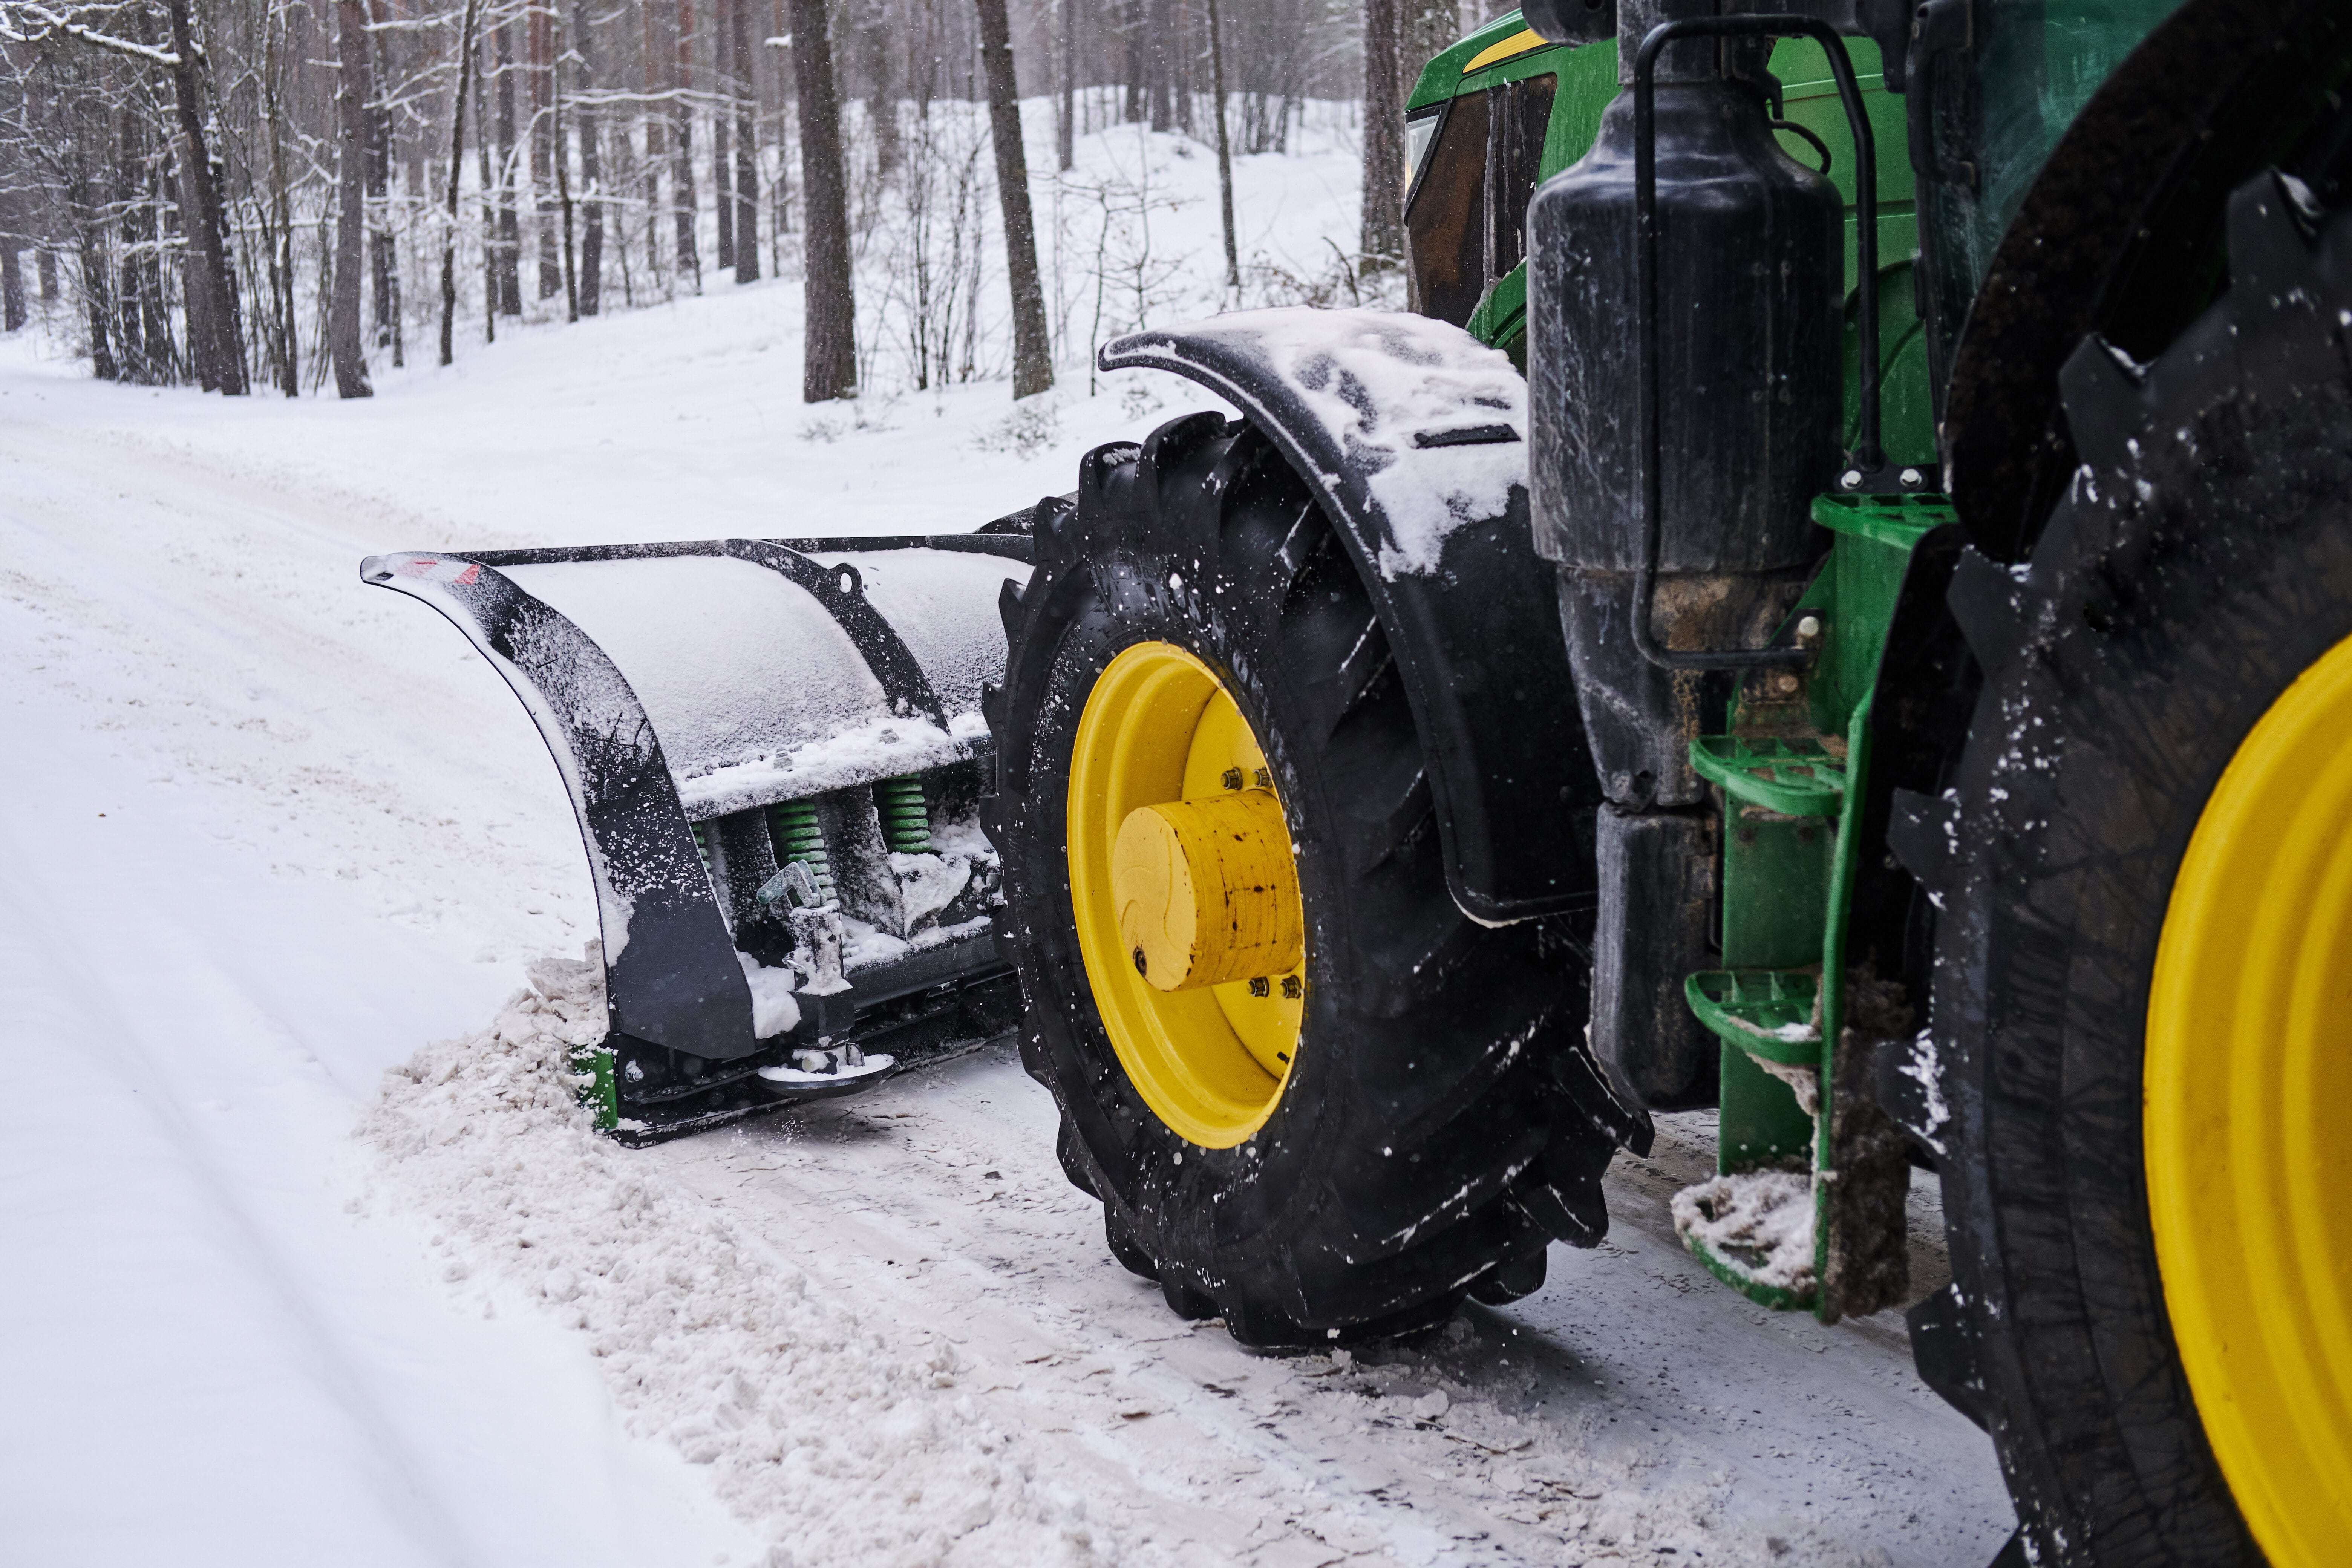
left=0, top=314, right=2014, bottom=1566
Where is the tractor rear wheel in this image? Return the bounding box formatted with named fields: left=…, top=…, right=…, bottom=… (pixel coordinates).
left=985, top=413, right=1616, bottom=1345
left=1920, top=171, right=2352, bottom=1566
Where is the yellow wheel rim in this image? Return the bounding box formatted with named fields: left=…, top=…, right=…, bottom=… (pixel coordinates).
left=1068, top=642, right=1306, bottom=1147
left=2148, top=631, right=2352, bottom=1567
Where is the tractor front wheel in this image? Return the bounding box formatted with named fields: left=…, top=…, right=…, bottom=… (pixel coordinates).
left=985, top=413, right=1617, bottom=1345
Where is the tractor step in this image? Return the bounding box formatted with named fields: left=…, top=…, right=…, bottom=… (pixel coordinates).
left=1683, top=969, right=1822, bottom=1064
left=1689, top=735, right=1846, bottom=817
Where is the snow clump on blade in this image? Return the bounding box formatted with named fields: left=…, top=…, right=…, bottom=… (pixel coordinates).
left=358, top=948, right=1115, bottom=1567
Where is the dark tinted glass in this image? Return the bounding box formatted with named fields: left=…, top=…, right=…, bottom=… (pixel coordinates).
left=1407, top=92, right=1491, bottom=327
left=1486, top=74, right=1556, bottom=280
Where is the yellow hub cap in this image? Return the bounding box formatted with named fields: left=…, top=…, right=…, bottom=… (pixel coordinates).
left=2148, top=631, right=2352, bottom=1567
left=1069, top=642, right=1306, bottom=1147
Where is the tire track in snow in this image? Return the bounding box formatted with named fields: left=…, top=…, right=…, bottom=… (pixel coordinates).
left=367, top=962, right=2011, bottom=1567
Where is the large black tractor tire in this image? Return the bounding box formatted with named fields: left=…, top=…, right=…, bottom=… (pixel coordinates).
left=1916, top=172, right=2352, bottom=1565
left=984, top=413, right=1622, bottom=1346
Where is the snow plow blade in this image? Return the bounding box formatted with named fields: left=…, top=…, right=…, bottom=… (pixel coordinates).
left=361, top=525, right=1037, bottom=1142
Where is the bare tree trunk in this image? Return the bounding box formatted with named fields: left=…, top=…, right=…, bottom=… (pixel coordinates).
left=713, top=0, right=734, bottom=271
left=2, top=224, right=24, bottom=331
left=673, top=0, right=701, bottom=285
left=1122, top=0, right=1144, bottom=122
left=38, top=250, right=58, bottom=305
left=730, top=0, right=756, bottom=283
left=787, top=0, right=854, bottom=401
left=366, top=0, right=403, bottom=365
left=1206, top=0, right=1238, bottom=295
left=1057, top=0, right=1074, bottom=170
left=367, top=2, right=404, bottom=369
left=333, top=0, right=375, bottom=397
left=532, top=5, right=562, bottom=299
left=440, top=0, right=482, bottom=364
left=974, top=0, right=1050, bottom=398
left=475, top=37, right=499, bottom=341
left=640, top=0, right=668, bottom=288
left=1171, top=0, right=1194, bottom=137
left=1145, top=0, right=1171, bottom=132
left=573, top=0, right=604, bottom=313
left=1358, top=0, right=1403, bottom=274
left=263, top=0, right=300, bottom=390
left=1399, top=2, right=1460, bottom=102
left=554, top=31, right=578, bottom=321
left=161, top=0, right=247, bottom=392
left=80, top=231, right=116, bottom=381
left=862, top=12, right=900, bottom=178
left=494, top=19, right=522, bottom=314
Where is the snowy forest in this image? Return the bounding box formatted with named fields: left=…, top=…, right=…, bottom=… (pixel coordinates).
left=0, top=0, right=1482, bottom=401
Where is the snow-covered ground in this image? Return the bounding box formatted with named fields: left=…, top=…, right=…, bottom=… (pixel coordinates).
left=0, top=107, right=2013, bottom=1568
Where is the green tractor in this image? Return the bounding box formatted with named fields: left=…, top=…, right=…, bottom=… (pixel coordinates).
left=986, top=3, right=2352, bottom=1562
left=369, top=1, right=2352, bottom=1561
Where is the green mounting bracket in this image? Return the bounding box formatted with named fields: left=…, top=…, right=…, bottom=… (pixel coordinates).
left=1672, top=491, right=1956, bottom=1319
left=576, top=1041, right=620, bottom=1133
left=1685, top=969, right=1823, bottom=1064
left=1690, top=737, right=1847, bottom=818
left=1682, top=1232, right=1818, bottom=1315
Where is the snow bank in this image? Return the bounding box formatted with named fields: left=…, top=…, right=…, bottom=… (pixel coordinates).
left=1671, top=1171, right=1818, bottom=1295
left=358, top=951, right=1117, bottom=1568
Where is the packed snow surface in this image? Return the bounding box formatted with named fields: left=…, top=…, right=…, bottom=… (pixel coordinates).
left=2, top=98, right=2011, bottom=1568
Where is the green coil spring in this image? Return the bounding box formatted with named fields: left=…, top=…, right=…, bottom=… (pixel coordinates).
left=690, top=822, right=712, bottom=876
left=874, top=775, right=932, bottom=855
left=766, top=799, right=836, bottom=897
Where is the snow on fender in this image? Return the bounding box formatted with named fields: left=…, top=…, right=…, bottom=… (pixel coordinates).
left=1101, top=306, right=1527, bottom=579
left=1095, top=308, right=1612, bottom=933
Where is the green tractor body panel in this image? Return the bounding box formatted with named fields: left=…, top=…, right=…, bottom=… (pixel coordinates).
left=1406, top=15, right=1934, bottom=462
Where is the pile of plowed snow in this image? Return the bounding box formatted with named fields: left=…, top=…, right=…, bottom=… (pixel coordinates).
left=358, top=951, right=1116, bottom=1568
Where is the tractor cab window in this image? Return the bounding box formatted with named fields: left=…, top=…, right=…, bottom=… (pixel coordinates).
left=1407, top=96, right=1489, bottom=324
left=1407, top=73, right=1557, bottom=328
left=1484, top=73, right=1556, bottom=282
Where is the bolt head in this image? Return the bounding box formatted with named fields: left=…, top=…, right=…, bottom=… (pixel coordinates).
left=1900, top=467, right=1925, bottom=488
left=1774, top=672, right=1801, bottom=695
left=1796, top=614, right=1822, bottom=639
left=1840, top=470, right=1864, bottom=490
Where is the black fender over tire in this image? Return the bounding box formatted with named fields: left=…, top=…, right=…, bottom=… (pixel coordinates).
left=983, top=413, right=1640, bottom=1345
left=1916, top=171, right=2352, bottom=1565
left=1099, top=313, right=1602, bottom=926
